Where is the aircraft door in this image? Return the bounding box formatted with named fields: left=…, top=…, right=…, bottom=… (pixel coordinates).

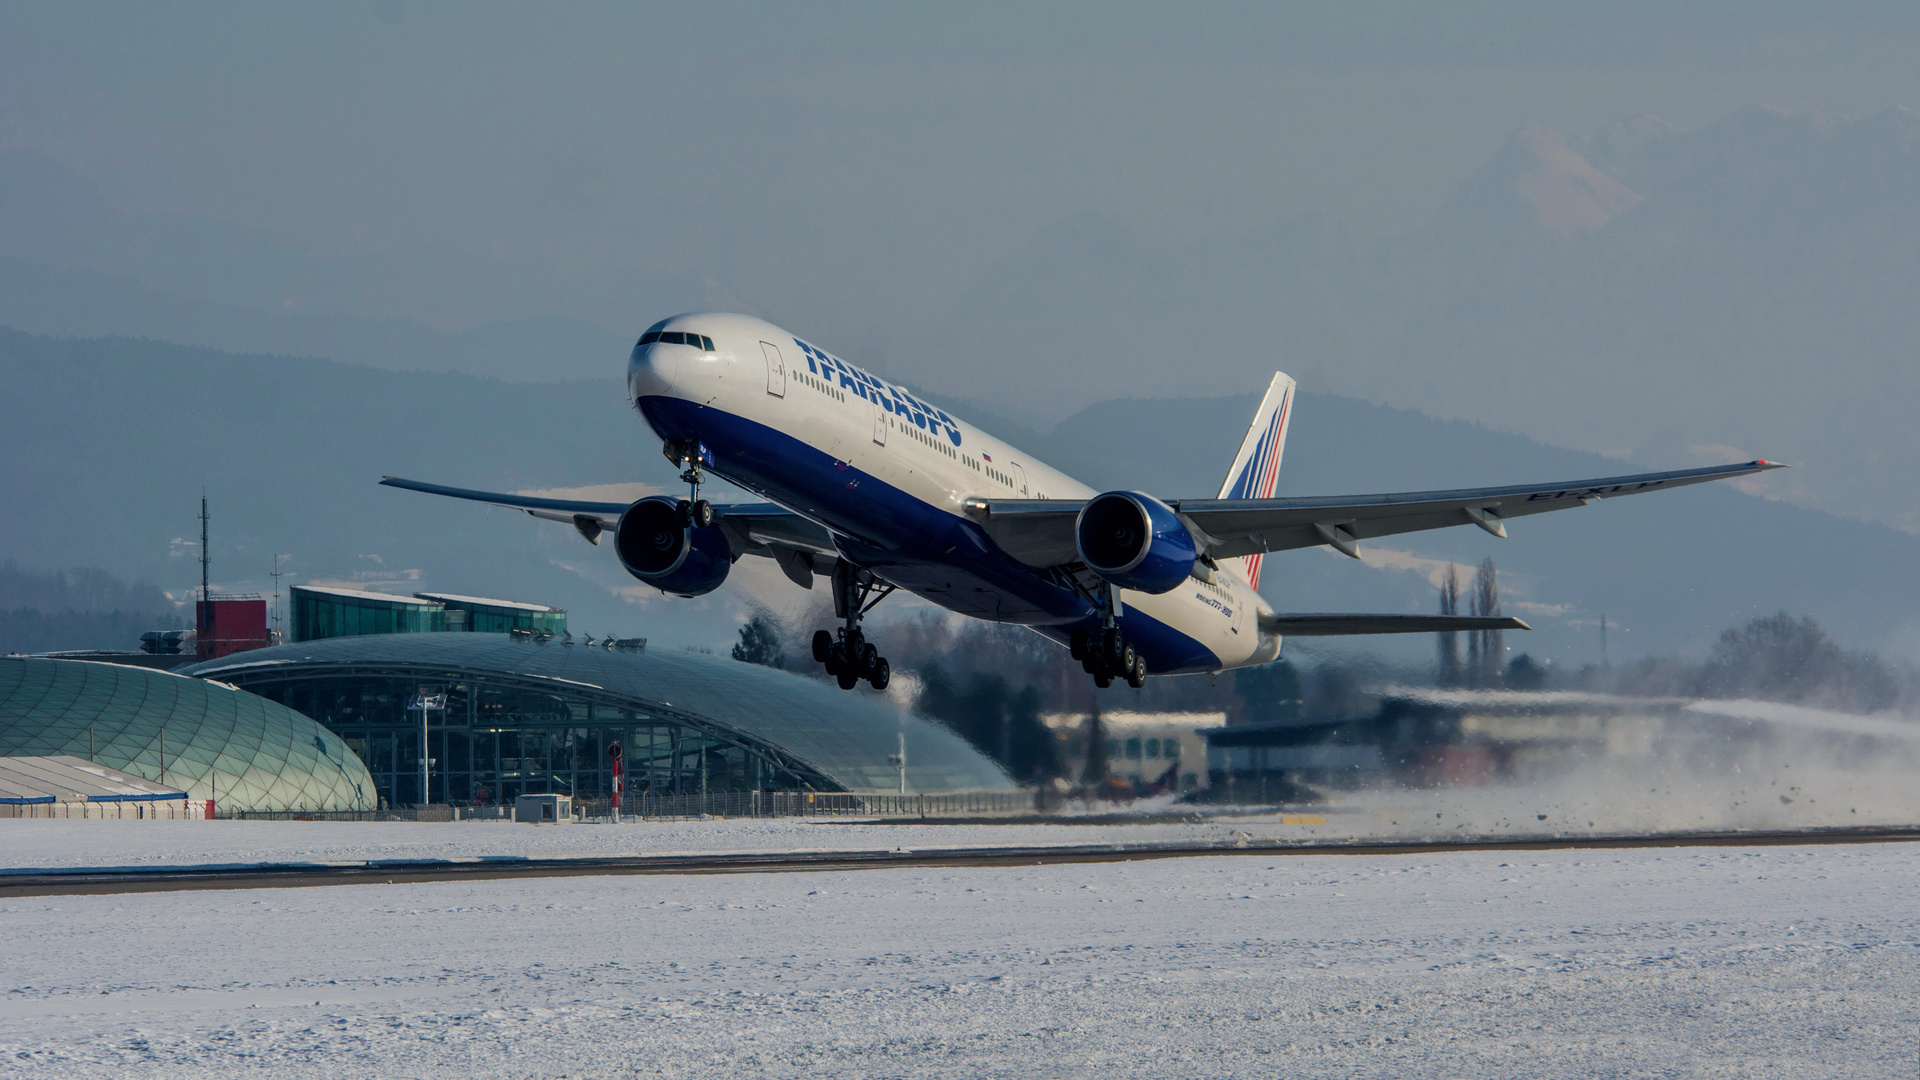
left=761, top=342, right=786, bottom=397
left=1010, top=462, right=1028, bottom=496
left=871, top=396, right=888, bottom=445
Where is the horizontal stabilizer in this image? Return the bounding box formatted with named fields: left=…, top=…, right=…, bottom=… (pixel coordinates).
left=1260, top=613, right=1531, bottom=636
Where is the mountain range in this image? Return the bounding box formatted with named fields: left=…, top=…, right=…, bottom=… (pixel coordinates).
left=5, top=328, right=1914, bottom=669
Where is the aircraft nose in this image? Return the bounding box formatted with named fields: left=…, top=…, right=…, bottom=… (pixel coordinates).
left=629, top=340, right=678, bottom=398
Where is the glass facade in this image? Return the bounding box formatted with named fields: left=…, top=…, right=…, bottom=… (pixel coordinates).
left=292, top=586, right=444, bottom=642
left=183, top=633, right=1014, bottom=806
left=414, top=593, right=567, bottom=636
left=0, top=657, right=377, bottom=812
left=270, top=675, right=811, bottom=808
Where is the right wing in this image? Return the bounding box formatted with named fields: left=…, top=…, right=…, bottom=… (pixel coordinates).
left=378, top=476, right=840, bottom=586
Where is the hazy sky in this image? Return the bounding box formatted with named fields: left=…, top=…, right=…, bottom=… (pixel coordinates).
left=5, top=2, right=1916, bottom=335
left=5, top=2, right=1920, bottom=538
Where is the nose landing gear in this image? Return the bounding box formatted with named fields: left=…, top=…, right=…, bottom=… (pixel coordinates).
left=662, top=438, right=714, bottom=527
left=813, top=563, right=896, bottom=691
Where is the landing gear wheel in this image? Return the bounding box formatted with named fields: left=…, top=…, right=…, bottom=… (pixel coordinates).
left=675, top=499, right=693, bottom=526
left=1120, top=642, right=1137, bottom=675
left=1127, top=654, right=1148, bottom=689
left=812, top=630, right=833, bottom=663
left=1069, top=628, right=1089, bottom=661
left=691, top=499, right=714, bottom=528
left=868, top=657, right=890, bottom=691
left=837, top=669, right=860, bottom=690
left=825, top=642, right=846, bottom=676
left=1094, top=670, right=1114, bottom=689
left=862, top=642, right=879, bottom=675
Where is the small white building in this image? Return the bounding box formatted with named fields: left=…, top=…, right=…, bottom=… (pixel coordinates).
left=514, top=793, right=573, bottom=824
left=1042, top=711, right=1221, bottom=791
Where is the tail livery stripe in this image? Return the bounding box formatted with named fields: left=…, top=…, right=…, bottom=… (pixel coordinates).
left=1215, top=373, right=1297, bottom=590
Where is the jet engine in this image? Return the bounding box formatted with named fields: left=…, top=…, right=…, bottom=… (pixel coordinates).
left=614, top=496, right=732, bottom=597
left=1074, top=491, right=1197, bottom=595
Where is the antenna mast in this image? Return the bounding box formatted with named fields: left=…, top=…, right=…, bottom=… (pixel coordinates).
left=270, top=554, right=283, bottom=644
left=199, top=495, right=211, bottom=603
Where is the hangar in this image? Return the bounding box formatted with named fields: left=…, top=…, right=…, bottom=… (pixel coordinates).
left=0, top=656, right=377, bottom=813
left=182, top=633, right=1012, bottom=808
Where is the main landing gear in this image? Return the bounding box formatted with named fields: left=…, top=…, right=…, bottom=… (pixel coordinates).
left=1069, top=583, right=1148, bottom=689
left=812, top=563, right=896, bottom=691
left=1072, top=625, right=1147, bottom=689
left=662, top=438, right=715, bottom=527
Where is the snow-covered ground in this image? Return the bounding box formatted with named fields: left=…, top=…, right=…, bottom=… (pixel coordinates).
left=6, top=751, right=1917, bottom=879
left=2, top=842, right=1917, bottom=1077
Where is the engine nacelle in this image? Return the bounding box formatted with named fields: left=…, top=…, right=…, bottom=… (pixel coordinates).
left=614, top=496, right=732, bottom=597
left=1074, top=491, right=1197, bottom=595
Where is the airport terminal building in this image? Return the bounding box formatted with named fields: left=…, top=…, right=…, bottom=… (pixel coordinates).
left=183, top=633, right=1012, bottom=808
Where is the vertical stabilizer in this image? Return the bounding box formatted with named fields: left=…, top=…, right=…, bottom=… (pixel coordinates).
left=1215, top=372, right=1297, bottom=589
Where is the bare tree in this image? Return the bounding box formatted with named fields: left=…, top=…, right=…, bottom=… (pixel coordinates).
left=1437, top=562, right=1461, bottom=686
left=1081, top=700, right=1109, bottom=789
left=1471, top=557, right=1502, bottom=687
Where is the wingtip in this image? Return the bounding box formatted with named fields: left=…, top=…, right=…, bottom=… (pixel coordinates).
left=1752, top=459, right=1788, bottom=470
left=1509, top=617, right=1533, bottom=631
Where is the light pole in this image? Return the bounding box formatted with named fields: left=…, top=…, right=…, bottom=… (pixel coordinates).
left=887, top=729, right=906, bottom=796
left=411, top=689, right=445, bottom=808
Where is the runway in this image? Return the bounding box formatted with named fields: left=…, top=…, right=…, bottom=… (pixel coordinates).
left=6, top=823, right=1917, bottom=897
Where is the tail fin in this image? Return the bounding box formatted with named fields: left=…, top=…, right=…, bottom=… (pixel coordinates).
left=1215, top=372, right=1297, bottom=589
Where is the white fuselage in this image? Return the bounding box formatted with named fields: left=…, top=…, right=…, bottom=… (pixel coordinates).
left=629, top=312, right=1278, bottom=675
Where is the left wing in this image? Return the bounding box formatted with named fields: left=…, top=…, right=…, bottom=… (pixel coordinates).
left=378, top=477, right=840, bottom=574
left=967, top=460, right=1784, bottom=566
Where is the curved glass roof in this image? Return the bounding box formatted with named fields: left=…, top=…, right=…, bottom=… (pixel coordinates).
left=0, top=658, right=378, bottom=812
left=182, top=633, right=1013, bottom=794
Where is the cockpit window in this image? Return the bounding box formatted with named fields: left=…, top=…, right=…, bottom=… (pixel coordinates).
left=640, top=330, right=716, bottom=351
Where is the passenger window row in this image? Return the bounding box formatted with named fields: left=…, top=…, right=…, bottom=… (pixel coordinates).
left=638, top=330, right=717, bottom=352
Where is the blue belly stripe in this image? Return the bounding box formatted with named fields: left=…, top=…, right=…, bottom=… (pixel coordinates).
left=637, top=396, right=1223, bottom=674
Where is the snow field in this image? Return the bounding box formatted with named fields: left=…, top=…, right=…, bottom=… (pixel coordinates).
left=1, top=843, right=1917, bottom=1077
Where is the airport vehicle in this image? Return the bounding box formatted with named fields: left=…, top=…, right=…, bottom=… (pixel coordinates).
left=384, top=313, right=1780, bottom=690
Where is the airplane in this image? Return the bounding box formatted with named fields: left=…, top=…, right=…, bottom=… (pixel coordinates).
left=382, top=312, right=1782, bottom=691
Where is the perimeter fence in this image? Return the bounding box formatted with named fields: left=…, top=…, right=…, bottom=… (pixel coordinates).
left=188, top=790, right=1041, bottom=823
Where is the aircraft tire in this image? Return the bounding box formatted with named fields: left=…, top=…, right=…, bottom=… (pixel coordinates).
left=1120, top=643, right=1137, bottom=675
left=692, top=499, right=715, bottom=528
left=812, top=630, right=833, bottom=663
left=1069, top=628, right=1088, bottom=661
left=1094, top=670, right=1113, bottom=689
left=837, top=669, right=860, bottom=690
left=869, top=657, right=890, bottom=690
left=1127, top=655, right=1147, bottom=688
left=862, top=642, right=880, bottom=675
